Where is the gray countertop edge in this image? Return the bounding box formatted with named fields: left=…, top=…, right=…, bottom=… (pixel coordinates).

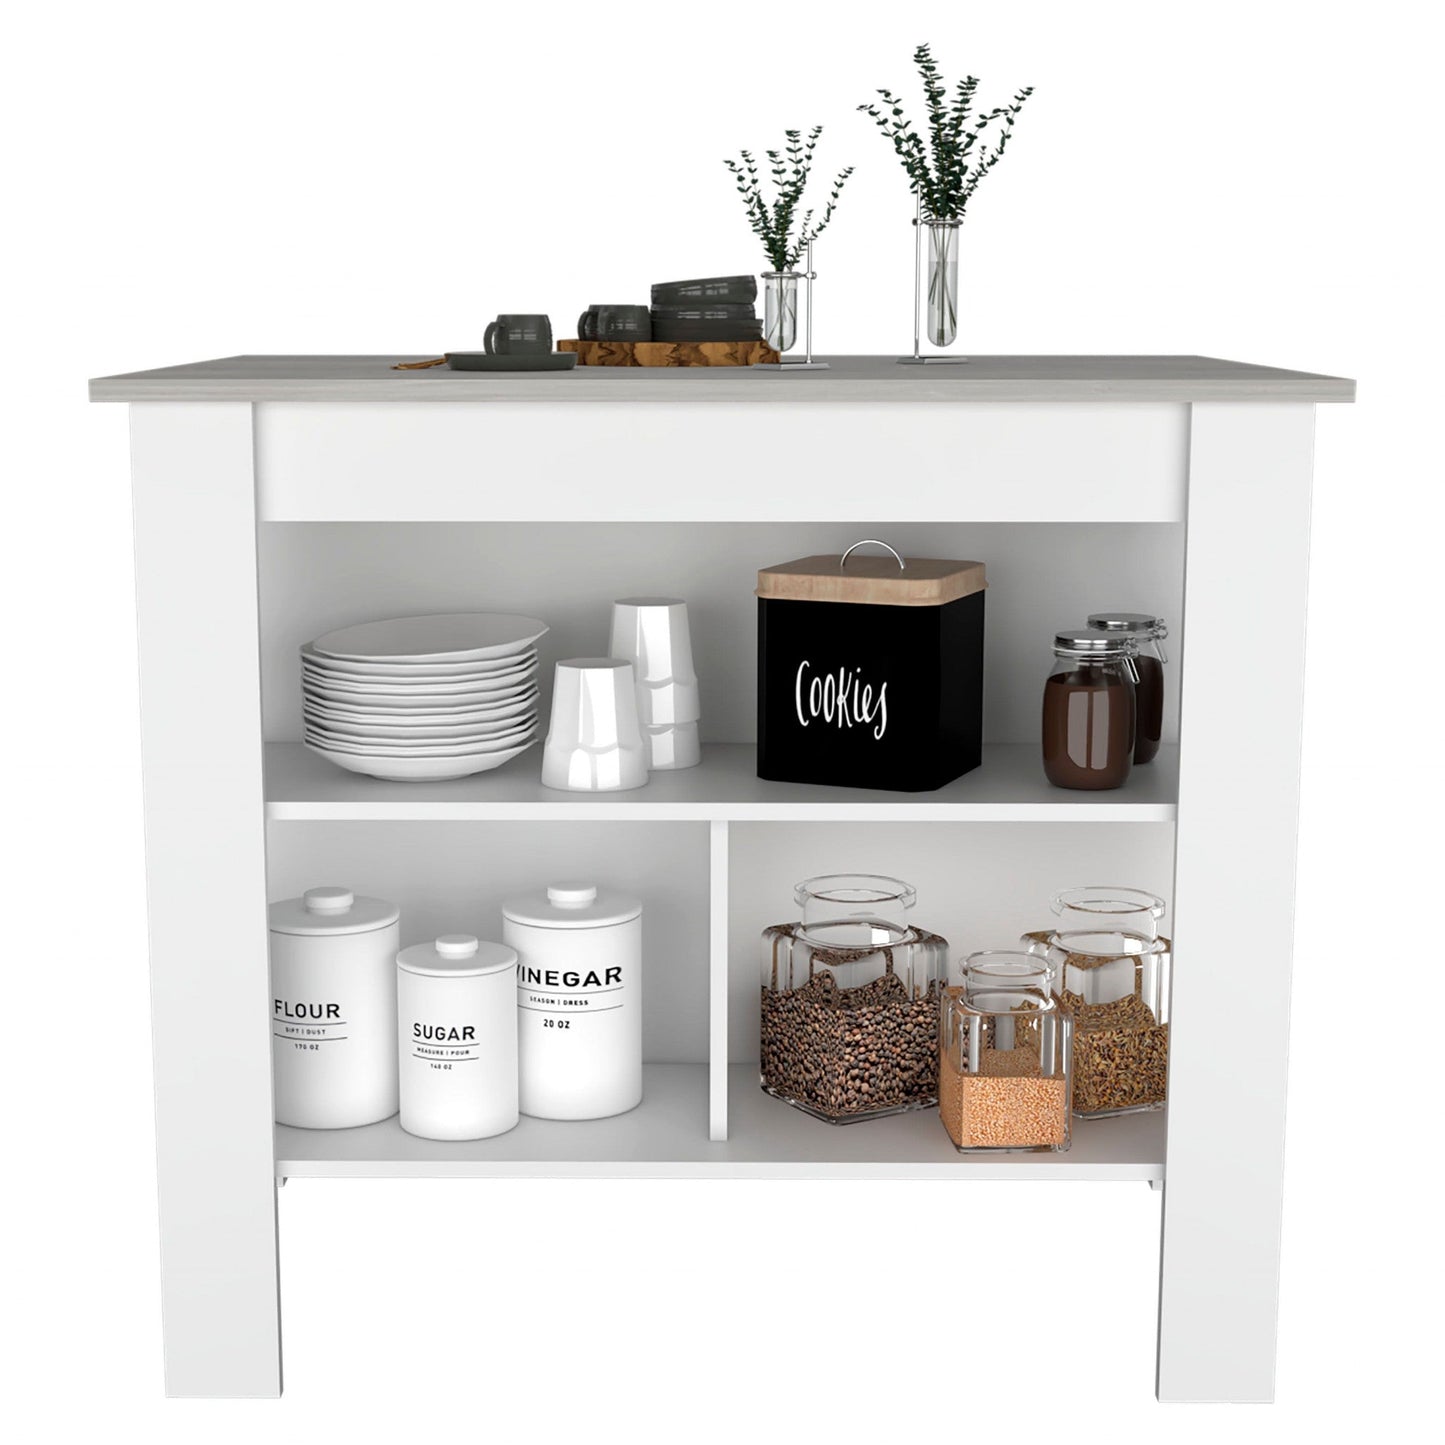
left=87, top=354, right=1358, bottom=404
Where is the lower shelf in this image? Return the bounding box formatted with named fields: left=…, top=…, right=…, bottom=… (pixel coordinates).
left=276, top=1065, right=1166, bottom=1181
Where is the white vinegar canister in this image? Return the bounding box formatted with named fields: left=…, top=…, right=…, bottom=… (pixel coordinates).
left=269, top=886, right=400, bottom=1129
left=502, top=883, right=643, bottom=1119
left=396, top=935, right=519, bottom=1141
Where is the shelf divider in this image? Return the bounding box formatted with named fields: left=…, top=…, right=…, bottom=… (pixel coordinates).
left=709, top=821, right=729, bottom=1142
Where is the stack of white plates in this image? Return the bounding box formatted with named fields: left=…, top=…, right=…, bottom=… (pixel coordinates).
left=302, top=613, right=548, bottom=780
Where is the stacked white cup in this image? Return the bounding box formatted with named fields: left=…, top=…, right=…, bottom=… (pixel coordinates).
left=609, top=598, right=701, bottom=770
left=540, top=658, right=650, bottom=791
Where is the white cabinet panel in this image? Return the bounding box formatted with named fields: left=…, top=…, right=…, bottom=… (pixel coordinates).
left=255, top=402, right=1188, bottom=522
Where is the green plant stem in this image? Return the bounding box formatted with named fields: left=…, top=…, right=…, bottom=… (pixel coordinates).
left=724, top=126, right=855, bottom=272
left=859, top=44, right=1032, bottom=222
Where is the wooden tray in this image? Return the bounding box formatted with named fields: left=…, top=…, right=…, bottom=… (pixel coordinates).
left=559, top=339, right=780, bottom=367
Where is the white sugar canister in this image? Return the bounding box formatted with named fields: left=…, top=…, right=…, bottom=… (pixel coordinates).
left=502, top=883, right=643, bottom=1120
left=269, top=886, right=400, bottom=1129
left=397, top=935, right=519, bottom=1141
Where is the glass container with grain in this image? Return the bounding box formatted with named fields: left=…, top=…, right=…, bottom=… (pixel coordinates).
left=1023, top=908, right=1171, bottom=1118
left=939, top=954, right=1072, bottom=1153
left=760, top=874, right=947, bottom=1124
left=1050, top=886, right=1166, bottom=944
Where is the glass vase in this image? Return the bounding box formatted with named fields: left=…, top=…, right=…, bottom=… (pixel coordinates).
left=762, top=271, right=801, bottom=353
left=925, top=220, right=961, bottom=348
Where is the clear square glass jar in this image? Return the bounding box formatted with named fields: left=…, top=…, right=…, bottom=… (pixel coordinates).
left=760, top=875, right=947, bottom=1123
left=1023, top=926, right=1170, bottom=1117
left=1050, top=886, right=1165, bottom=943
left=959, top=948, right=1054, bottom=1000
left=939, top=958, right=1072, bottom=1152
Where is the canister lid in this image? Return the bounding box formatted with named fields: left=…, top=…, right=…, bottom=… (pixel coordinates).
left=1053, top=627, right=1139, bottom=656
left=757, top=549, right=986, bottom=608
left=397, top=934, right=518, bottom=978
left=501, top=882, right=642, bottom=930
left=1087, top=611, right=1167, bottom=638
left=269, top=886, right=400, bottom=936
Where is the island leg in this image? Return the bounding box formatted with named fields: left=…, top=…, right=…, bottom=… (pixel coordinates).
left=131, top=403, right=281, bottom=1396
left=1157, top=402, right=1316, bottom=1401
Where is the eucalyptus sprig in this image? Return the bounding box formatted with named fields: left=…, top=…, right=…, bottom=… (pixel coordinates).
left=859, top=44, right=1032, bottom=221
left=723, top=126, right=854, bottom=273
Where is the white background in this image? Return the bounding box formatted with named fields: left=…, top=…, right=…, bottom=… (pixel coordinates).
left=3, top=0, right=1438, bottom=1438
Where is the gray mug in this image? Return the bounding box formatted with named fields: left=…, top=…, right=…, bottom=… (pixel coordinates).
left=595, top=305, right=651, bottom=341
left=485, top=314, right=553, bottom=355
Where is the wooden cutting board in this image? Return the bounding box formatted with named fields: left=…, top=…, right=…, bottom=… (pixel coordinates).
left=559, top=339, right=780, bottom=367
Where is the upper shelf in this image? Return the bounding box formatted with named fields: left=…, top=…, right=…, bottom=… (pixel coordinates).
left=90, top=354, right=1356, bottom=404
left=265, top=741, right=1178, bottom=823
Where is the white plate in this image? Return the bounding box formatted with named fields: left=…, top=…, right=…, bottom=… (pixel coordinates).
left=305, top=699, right=538, bottom=725
left=306, top=707, right=537, bottom=737
left=302, top=668, right=538, bottom=701
left=305, top=718, right=538, bottom=753
left=303, top=652, right=537, bottom=687
left=310, top=613, right=549, bottom=664
left=305, top=717, right=536, bottom=752
left=301, top=644, right=539, bottom=680
left=308, top=716, right=536, bottom=742
left=305, top=690, right=540, bottom=730
left=305, top=741, right=538, bottom=766
left=305, top=737, right=538, bottom=782
left=302, top=694, right=538, bottom=722
left=304, top=675, right=538, bottom=707
left=305, top=738, right=537, bottom=761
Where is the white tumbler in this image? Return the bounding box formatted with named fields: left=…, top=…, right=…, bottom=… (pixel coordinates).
left=503, top=883, right=643, bottom=1119
left=269, top=886, right=400, bottom=1128
left=609, top=596, right=701, bottom=770
left=541, top=658, right=649, bottom=791
left=396, top=934, right=519, bottom=1141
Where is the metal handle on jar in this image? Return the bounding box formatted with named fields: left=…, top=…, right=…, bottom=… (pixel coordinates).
left=840, top=539, right=905, bottom=571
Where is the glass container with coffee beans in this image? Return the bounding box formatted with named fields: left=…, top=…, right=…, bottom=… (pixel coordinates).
left=1021, top=886, right=1170, bottom=1118
left=760, top=874, right=947, bottom=1124
left=1041, top=628, right=1140, bottom=790
left=939, top=953, right=1072, bottom=1152
left=1087, top=612, right=1168, bottom=764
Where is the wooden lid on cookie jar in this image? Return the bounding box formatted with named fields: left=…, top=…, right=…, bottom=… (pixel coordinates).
left=756, top=540, right=986, bottom=607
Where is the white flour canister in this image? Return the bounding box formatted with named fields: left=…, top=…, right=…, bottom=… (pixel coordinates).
left=269, top=886, right=400, bottom=1128
left=502, top=883, right=643, bottom=1119
left=396, top=935, right=519, bottom=1141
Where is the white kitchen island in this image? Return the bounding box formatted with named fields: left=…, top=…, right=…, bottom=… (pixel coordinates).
left=90, top=353, right=1355, bottom=1401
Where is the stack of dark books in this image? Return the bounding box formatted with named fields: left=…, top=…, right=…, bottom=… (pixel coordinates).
left=650, top=275, right=762, bottom=343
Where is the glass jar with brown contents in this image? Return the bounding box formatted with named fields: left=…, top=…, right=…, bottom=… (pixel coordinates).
left=1022, top=923, right=1171, bottom=1118
left=1050, top=885, right=1165, bottom=943
left=760, top=875, right=947, bottom=1124
left=1041, top=629, right=1139, bottom=791
left=1087, top=612, right=1169, bottom=764
left=939, top=954, right=1072, bottom=1153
